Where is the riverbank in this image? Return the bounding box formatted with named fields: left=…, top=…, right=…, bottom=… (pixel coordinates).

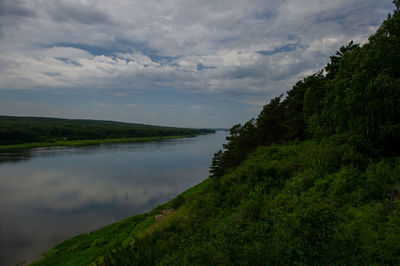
left=1, top=131, right=226, bottom=266
left=0, top=135, right=193, bottom=151
left=32, top=137, right=400, bottom=265
left=30, top=178, right=211, bottom=265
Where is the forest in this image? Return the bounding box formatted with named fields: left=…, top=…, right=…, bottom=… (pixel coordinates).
left=210, top=3, right=400, bottom=177
left=0, top=116, right=213, bottom=145
left=32, top=2, right=400, bottom=265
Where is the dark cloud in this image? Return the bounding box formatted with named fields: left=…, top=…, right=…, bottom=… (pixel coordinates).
left=41, top=1, right=114, bottom=25
left=43, top=72, right=62, bottom=77
left=225, top=65, right=266, bottom=80
left=0, top=0, right=36, bottom=18
left=0, top=0, right=36, bottom=35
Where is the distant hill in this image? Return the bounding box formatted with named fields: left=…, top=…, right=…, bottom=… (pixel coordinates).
left=0, top=116, right=214, bottom=145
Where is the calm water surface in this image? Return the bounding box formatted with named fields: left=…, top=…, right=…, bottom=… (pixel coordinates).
left=0, top=131, right=227, bottom=265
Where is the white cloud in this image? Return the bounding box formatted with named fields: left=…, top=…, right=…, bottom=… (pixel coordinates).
left=0, top=0, right=394, bottom=103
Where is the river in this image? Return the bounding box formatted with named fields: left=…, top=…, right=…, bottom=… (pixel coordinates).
left=0, top=131, right=227, bottom=265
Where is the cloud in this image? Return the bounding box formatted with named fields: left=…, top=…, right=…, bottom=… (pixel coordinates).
left=0, top=0, right=395, bottom=126
left=124, top=103, right=139, bottom=108
left=197, top=63, right=216, bottom=71
left=40, top=0, right=114, bottom=25
left=110, top=92, right=126, bottom=96
left=54, top=57, right=82, bottom=66
left=190, top=105, right=215, bottom=111
left=239, top=98, right=269, bottom=107
left=94, top=102, right=111, bottom=108
left=257, top=43, right=298, bottom=56
left=0, top=0, right=36, bottom=36
left=0, top=0, right=36, bottom=18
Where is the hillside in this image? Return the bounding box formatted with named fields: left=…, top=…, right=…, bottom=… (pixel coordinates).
left=32, top=2, right=400, bottom=265
left=31, top=136, right=400, bottom=265
left=0, top=116, right=213, bottom=147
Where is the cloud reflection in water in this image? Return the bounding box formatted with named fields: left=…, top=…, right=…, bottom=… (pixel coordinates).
left=0, top=132, right=227, bottom=265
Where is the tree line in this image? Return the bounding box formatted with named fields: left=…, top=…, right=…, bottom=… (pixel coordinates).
left=0, top=116, right=214, bottom=145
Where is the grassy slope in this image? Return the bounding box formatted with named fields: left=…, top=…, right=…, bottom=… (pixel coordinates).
left=31, top=179, right=211, bottom=266
left=32, top=134, right=400, bottom=265
left=0, top=135, right=190, bottom=151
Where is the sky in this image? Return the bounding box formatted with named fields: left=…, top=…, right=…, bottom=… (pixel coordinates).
left=0, top=0, right=395, bottom=128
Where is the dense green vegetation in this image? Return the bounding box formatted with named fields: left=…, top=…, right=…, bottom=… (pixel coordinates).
left=104, top=137, right=400, bottom=265
left=0, top=116, right=213, bottom=147
left=32, top=136, right=400, bottom=265
left=210, top=2, right=400, bottom=177
left=32, top=3, right=400, bottom=265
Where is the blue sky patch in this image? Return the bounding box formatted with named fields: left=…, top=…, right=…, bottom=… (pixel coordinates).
left=197, top=63, right=216, bottom=71
left=54, top=57, right=82, bottom=66
left=53, top=42, right=128, bottom=57
left=257, top=43, right=298, bottom=56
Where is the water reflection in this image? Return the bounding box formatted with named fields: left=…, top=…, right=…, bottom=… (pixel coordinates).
left=0, top=131, right=227, bottom=265
left=0, top=150, right=32, bottom=163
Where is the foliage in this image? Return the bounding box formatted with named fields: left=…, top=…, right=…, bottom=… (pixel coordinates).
left=0, top=116, right=213, bottom=145
left=88, top=139, right=400, bottom=265
left=210, top=4, right=400, bottom=177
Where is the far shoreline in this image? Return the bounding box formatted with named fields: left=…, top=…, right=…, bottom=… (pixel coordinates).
left=0, top=134, right=202, bottom=151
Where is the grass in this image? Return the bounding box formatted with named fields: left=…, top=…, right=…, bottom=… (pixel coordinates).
left=31, top=177, right=212, bottom=265
left=0, top=135, right=192, bottom=151
left=30, top=214, right=153, bottom=266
